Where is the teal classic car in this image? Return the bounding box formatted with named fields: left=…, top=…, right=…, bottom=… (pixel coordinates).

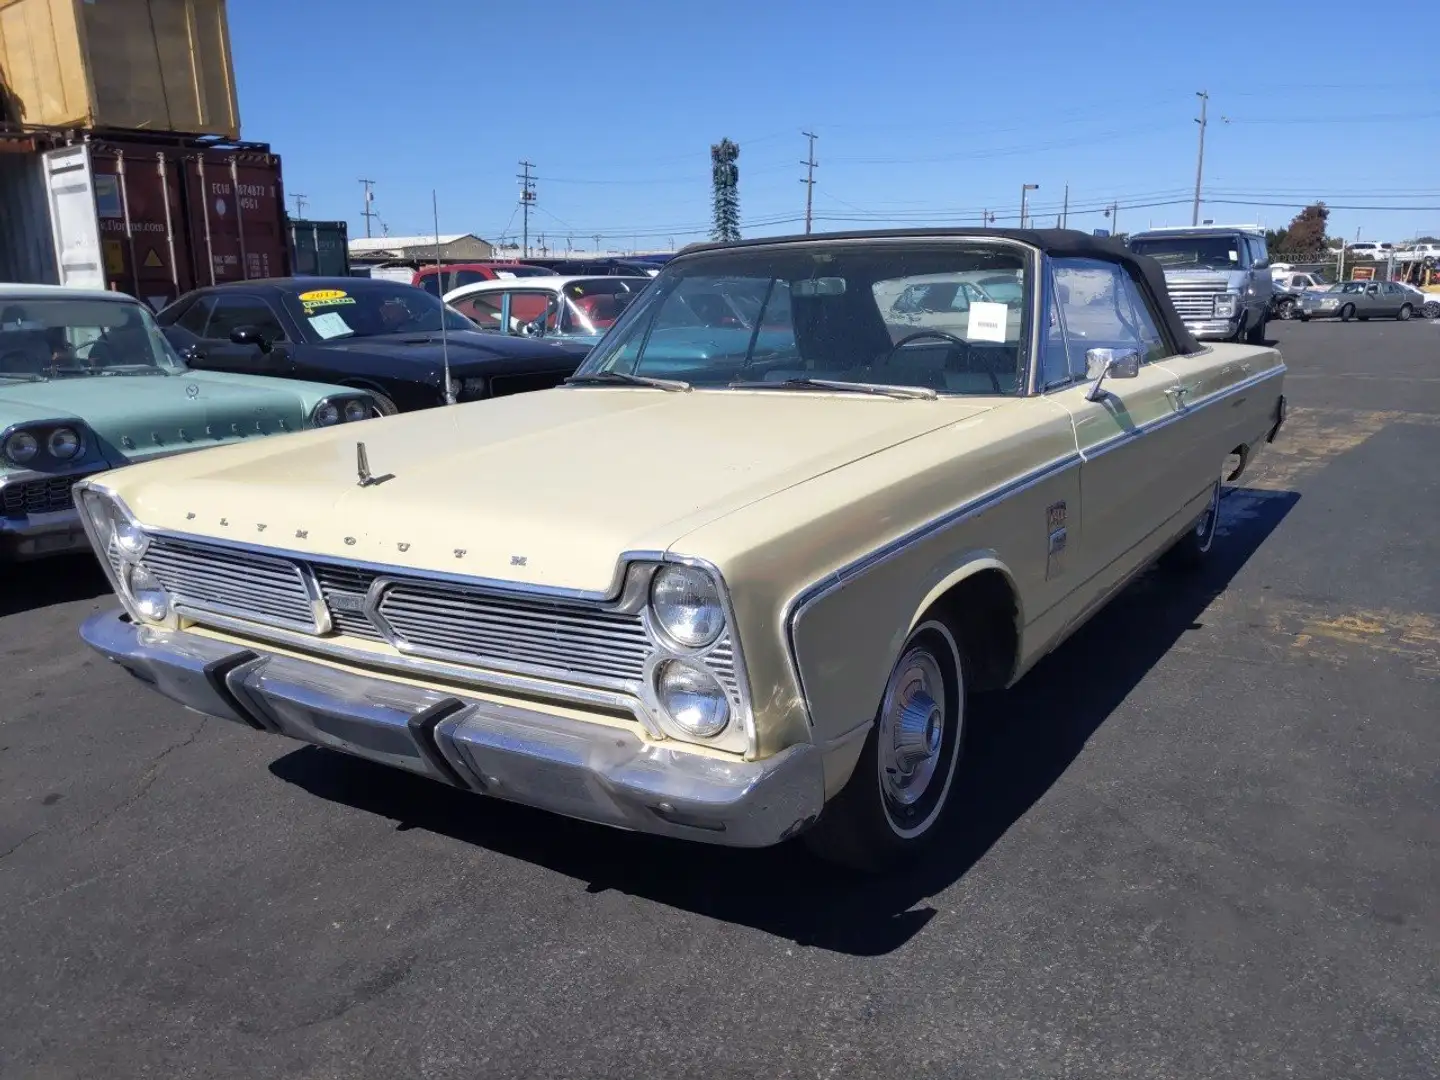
left=1, top=285, right=376, bottom=560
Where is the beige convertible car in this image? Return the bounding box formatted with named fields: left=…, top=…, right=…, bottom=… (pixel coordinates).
left=77, top=228, right=1287, bottom=870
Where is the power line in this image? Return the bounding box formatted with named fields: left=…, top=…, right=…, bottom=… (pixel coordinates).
left=800, top=130, right=818, bottom=234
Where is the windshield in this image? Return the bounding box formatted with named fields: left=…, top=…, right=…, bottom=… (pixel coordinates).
left=280, top=283, right=474, bottom=341
left=0, top=297, right=183, bottom=381
left=562, top=278, right=649, bottom=334
left=1129, top=236, right=1242, bottom=270
left=574, top=241, right=1029, bottom=395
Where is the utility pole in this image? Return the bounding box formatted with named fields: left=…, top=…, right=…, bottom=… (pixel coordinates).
left=592, top=233, right=601, bottom=254
left=517, top=160, right=536, bottom=257
left=1020, top=183, right=1039, bottom=229
left=1060, top=184, right=1069, bottom=229
left=290, top=192, right=308, bottom=219
left=1191, top=90, right=1208, bottom=226
left=800, top=130, right=818, bottom=234
left=358, top=179, right=377, bottom=238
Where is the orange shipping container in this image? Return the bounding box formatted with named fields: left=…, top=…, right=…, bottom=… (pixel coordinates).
left=0, top=0, right=240, bottom=139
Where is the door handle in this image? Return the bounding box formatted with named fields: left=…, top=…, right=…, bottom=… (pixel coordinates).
left=1164, top=385, right=1192, bottom=408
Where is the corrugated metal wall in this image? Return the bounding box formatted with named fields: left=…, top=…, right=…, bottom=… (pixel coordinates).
left=0, top=151, right=57, bottom=283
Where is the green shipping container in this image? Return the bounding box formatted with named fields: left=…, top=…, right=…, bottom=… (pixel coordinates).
left=287, top=218, right=349, bottom=277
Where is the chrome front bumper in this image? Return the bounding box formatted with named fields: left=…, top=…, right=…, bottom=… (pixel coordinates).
left=0, top=507, right=89, bottom=560
left=80, top=609, right=824, bottom=847
left=1184, top=317, right=1242, bottom=340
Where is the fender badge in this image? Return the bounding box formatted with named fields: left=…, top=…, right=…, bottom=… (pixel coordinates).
left=397, top=542, right=410, bottom=552
left=510, top=555, right=528, bottom=567
left=295, top=530, right=308, bottom=539
left=356, top=441, right=394, bottom=488
left=344, top=536, right=357, bottom=546
left=454, top=549, right=466, bottom=559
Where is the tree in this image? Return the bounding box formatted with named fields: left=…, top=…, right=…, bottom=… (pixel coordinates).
left=1279, top=202, right=1329, bottom=254
left=710, top=138, right=740, bottom=243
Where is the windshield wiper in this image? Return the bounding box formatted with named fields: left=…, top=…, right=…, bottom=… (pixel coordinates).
left=0, top=372, right=44, bottom=383
left=564, top=371, right=691, bottom=392
left=728, top=377, right=938, bottom=400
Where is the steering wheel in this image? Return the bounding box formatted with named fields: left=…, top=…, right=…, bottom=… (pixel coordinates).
left=881, top=329, right=969, bottom=366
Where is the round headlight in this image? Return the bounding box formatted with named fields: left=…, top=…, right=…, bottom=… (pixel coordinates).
left=48, top=427, right=82, bottom=459
left=343, top=398, right=369, bottom=423
left=314, top=402, right=341, bottom=426
left=126, top=563, right=171, bottom=622
left=656, top=660, right=730, bottom=738
left=114, top=519, right=148, bottom=557
left=4, top=431, right=39, bottom=465
left=650, top=565, right=724, bottom=648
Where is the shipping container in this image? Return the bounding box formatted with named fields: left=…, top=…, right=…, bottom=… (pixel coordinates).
left=287, top=218, right=349, bottom=277
left=0, top=129, right=288, bottom=309
left=0, top=0, right=240, bottom=139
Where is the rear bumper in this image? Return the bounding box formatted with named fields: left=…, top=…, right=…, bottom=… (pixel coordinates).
left=0, top=508, right=89, bottom=560
left=80, top=609, right=824, bottom=847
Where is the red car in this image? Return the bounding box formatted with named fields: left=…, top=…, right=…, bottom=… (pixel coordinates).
left=413, top=262, right=553, bottom=297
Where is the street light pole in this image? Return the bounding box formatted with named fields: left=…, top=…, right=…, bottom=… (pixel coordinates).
left=1020, top=183, right=1039, bottom=229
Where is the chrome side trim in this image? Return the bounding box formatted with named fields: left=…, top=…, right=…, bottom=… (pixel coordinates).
left=781, top=450, right=1081, bottom=726
left=779, top=361, right=1286, bottom=728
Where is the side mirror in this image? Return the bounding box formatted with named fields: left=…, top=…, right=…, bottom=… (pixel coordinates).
left=229, top=325, right=272, bottom=352
left=1085, top=347, right=1140, bottom=401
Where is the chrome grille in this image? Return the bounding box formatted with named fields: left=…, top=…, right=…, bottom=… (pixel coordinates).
left=313, top=564, right=383, bottom=640
left=375, top=580, right=653, bottom=683
left=1167, top=284, right=1224, bottom=320
left=135, top=537, right=743, bottom=702
left=1, top=476, right=81, bottom=516
left=144, top=537, right=319, bottom=633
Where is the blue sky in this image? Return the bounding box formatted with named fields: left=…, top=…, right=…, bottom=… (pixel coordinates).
left=230, top=0, right=1440, bottom=252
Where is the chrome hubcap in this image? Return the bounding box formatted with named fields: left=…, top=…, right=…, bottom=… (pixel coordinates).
left=878, top=647, right=946, bottom=807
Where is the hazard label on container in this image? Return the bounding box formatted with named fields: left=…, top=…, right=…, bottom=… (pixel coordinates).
left=143, top=248, right=164, bottom=269
left=103, top=240, right=124, bottom=275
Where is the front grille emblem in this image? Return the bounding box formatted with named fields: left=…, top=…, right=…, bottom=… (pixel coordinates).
left=356, top=441, right=394, bottom=488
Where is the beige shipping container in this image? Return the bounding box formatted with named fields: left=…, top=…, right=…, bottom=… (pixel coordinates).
left=0, top=0, right=240, bottom=139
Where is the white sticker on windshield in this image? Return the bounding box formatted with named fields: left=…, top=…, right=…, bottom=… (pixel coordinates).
left=493, top=270, right=516, bottom=279
left=967, top=301, right=1008, bottom=343
left=308, top=311, right=352, bottom=340
left=1228, top=250, right=1238, bottom=262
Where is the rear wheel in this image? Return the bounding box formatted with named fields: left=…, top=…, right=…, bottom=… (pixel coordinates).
left=1162, top=474, right=1222, bottom=572
left=804, top=618, right=966, bottom=872
left=1398, top=303, right=1413, bottom=322
left=1277, top=297, right=1298, bottom=320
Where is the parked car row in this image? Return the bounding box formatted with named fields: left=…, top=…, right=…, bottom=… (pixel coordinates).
left=1, top=274, right=597, bottom=562
left=71, top=226, right=1287, bottom=871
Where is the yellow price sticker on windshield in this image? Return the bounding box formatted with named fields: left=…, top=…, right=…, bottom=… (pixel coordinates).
left=298, top=288, right=348, bottom=303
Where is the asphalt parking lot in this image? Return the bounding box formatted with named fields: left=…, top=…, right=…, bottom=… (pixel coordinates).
left=2, top=319, right=1437, bottom=1079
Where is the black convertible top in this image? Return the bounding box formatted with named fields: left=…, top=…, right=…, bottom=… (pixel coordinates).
left=676, top=227, right=1200, bottom=354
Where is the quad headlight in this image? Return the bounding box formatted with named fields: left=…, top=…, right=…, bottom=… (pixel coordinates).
left=649, top=564, right=724, bottom=648
left=310, top=394, right=374, bottom=428
left=77, top=485, right=173, bottom=627
left=1212, top=293, right=1239, bottom=318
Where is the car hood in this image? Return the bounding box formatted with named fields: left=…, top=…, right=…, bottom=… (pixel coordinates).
left=318, top=329, right=588, bottom=373
left=105, top=388, right=1000, bottom=593
left=0, top=372, right=324, bottom=465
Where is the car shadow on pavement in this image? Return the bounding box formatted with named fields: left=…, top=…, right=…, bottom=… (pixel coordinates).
left=270, top=486, right=1299, bottom=957
left=0, top=553, right=110, bottom=618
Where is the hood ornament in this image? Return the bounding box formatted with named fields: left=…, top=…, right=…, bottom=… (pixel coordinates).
left=185, top=382, right=200, bottom=399
left=356, top=441, right=394, bottom=487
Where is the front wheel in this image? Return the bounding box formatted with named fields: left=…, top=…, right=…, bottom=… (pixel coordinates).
left=1277, top=297, right=1298, bottom=320
left=803, top=619, right=966, bottom=872
left=1245, top=312, right=1268, bottom=344
left=1339, top=303, right=1356, bottom=322
left=1397, top=304, right=1413, bottom=321
left=1162, top=476, right=1222, bottom=572
left=1423, top=300, right=1440, bottom=319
